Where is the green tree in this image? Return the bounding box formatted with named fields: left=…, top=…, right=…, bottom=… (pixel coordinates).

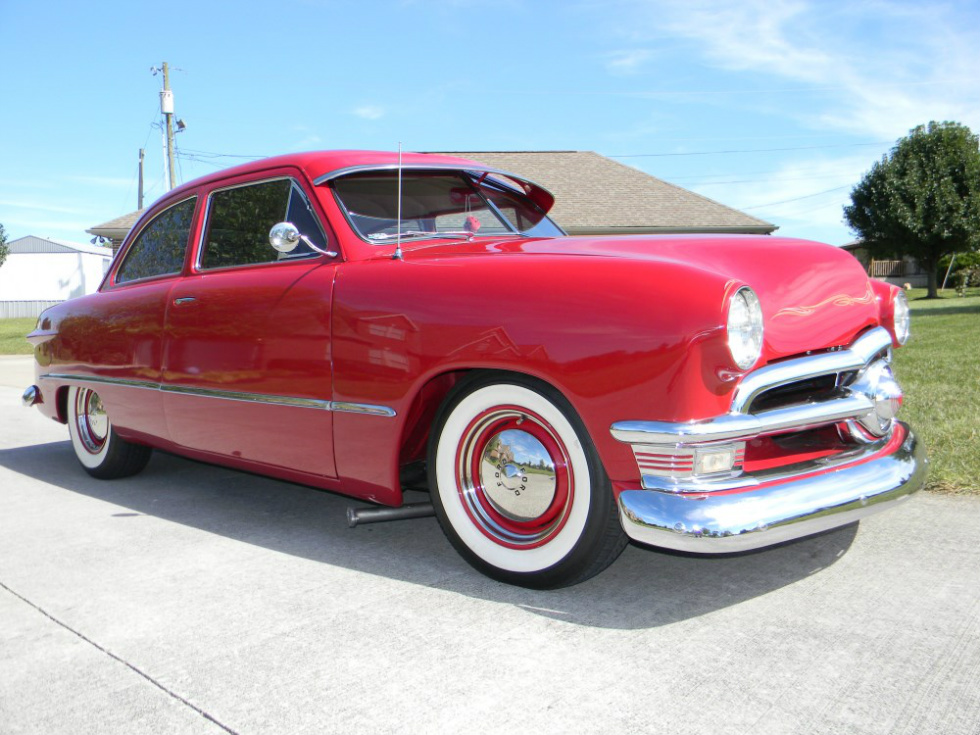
left=0, top=223, right=8, bottom=268
left=844, top=121, right=980, bottom=298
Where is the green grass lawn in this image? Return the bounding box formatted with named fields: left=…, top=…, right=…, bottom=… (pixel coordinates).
left=1, top=288, right=976, bottom=492
left=892, top=287, right=980, bottom=494
left=0, top=317, right=36, bottom=355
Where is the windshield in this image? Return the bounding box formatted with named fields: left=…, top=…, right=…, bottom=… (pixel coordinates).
left=330, top=171, right=563, bottom=242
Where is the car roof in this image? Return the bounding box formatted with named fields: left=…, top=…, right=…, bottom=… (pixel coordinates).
left=166, top=150, right=556, bottom=214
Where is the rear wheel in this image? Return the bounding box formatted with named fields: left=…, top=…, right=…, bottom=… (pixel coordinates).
left=429, top=373, right=627, bottom=588
left=67, top=386, right=152, bottom=479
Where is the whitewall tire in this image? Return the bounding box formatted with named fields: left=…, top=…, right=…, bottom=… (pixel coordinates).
left=67, top=385, right=152, bottom=479
left=429, top=373, right=627, bottom=588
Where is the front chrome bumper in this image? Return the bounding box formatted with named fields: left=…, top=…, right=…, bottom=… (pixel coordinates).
left=617, top=423, right=925, bottom=552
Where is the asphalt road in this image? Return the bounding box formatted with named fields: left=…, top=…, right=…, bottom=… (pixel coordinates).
left=2, top=355, right=979, bottom=735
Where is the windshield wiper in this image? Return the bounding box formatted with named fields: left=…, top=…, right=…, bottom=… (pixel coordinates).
left=368, top=230, right=475, bottom=242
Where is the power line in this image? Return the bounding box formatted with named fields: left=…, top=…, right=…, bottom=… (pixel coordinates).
left=777, top=199, right=849, bottom=218
left=609, top=141, right=890, bottom=158
left=177, top=147, right=266, bottom=160
left=667, top=165, right=867, bottom=183
left=684, top=172, right=863, bottom=186
left=740, top=185, right=851, bottom=210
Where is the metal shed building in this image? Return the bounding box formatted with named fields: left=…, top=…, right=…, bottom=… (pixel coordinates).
left=0, top=236, right=113, bottom=318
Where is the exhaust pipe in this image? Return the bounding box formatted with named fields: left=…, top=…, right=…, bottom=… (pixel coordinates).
left=347, top=502, right=435, bottom=528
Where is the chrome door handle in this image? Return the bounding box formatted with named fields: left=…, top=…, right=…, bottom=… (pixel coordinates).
left=173, top=297, right=196, bottom=305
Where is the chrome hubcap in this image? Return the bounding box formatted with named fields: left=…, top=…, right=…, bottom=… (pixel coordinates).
left=456, top=407, right=572, bottom=548
left=479, top=429, right=557, bottom=522
left=75, top=388, right=108, bottom=453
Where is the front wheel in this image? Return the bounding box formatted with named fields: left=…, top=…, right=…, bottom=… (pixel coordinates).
left=428, top=374, right=627, bottom=589
left=67, top=385, right=152, bottom=479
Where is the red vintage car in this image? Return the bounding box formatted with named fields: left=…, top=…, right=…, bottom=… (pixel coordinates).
left=24, top=150, right=926, bottom=588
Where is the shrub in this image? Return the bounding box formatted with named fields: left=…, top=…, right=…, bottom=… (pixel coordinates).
left=938, top=251, right=980, bottom=287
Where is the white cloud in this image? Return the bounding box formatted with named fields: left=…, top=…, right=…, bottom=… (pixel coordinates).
left=352, top=105, right=386, bottom=120
left=0, top=199, right=88, bottom=215
left=604, top=49, right=654, bottom=74
left=689, top=153, right=877, bottom=242
left=289, top=135, right=323, bottom=151
left=2, top=215, right=95, bottom=237
left=610, top=0, right=980, bottom=139
left=63, top=175, right=133, bottom=189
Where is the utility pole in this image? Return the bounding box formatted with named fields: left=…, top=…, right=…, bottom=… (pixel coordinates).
left=138, top=148, right=145, bottom=210
left=160, top=61, right=177, bottom=190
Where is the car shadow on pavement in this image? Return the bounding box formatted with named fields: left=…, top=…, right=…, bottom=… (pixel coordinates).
left=0, top=441, right=858, bottom=631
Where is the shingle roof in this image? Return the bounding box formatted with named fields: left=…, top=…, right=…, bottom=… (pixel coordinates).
left=87, top=210, right=144, bottom=239
left=85, top=151, right=775, bottom=242
left=435, top=151, right=776, bottom=235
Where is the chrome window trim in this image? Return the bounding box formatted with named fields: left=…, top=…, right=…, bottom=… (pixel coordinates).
left=314, top=163, right=548, bottom=196
left=475, top=178, right=536, bottom=237
left=195, top=176, right=328, bottom=271
left=325, top=169, right=519, bottom=246
left=325, top=168, right=561, bottom=245
left=40, top=374, right=396, bottom=418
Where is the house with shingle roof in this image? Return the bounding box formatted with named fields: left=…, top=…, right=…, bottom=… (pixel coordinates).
left=87, top=210, right=145, bottom=251
left=87, top=151, right=774, bottom=250
left=437, top=151, right=776, bottom=236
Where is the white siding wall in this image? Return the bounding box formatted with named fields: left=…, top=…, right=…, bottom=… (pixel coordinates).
left=0, top=252, right=110, bottom=301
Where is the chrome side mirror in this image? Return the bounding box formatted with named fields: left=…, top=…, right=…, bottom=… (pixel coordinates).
left=269, top=222, right=339, bottom=258
left=269, top=222, right=302, bottom=253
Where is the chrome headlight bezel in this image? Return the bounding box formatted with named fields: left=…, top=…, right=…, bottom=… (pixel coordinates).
left=727, top=287, right=764, bottom=370
left=892, top=290, right=910, bottom=345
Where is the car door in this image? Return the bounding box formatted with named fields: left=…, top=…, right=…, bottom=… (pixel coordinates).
left=162, top=172, right=339, bottom=477
left=59, top=195, right=200, bottom=444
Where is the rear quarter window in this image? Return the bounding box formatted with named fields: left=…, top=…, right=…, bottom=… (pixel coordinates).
left=115, top=197, right=197, bottom=284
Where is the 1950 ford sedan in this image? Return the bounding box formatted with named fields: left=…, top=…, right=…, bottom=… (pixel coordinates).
left=24, top=150, right=926, bottom=588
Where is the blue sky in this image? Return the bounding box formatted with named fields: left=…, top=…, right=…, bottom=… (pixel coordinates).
left=2, top=0, right=978, bottom=247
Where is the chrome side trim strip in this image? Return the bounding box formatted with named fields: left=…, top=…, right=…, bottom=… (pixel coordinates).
left=618, top=425, right=925, bottom=553
left=158, top=384, right=332, bottom=410
left=731, top=327, right=892, bottom=413
left=42, top=373, right=160, bottom=391
left=611, top=393, right=873, bottom=446
left=331, top=401, right=397, bottom=418
left=39, top=374, right=397, bottom=418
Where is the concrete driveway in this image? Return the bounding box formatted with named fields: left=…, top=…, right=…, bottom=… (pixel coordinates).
left=1, top=356, right=979, bottom=735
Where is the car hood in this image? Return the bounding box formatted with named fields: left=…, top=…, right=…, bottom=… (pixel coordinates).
left=406, top=233, right=880, bottom=359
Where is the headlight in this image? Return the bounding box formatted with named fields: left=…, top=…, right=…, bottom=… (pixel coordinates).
left=727, top=287, right=764, bottom=370
left=892, top=290, right=910, bottom=345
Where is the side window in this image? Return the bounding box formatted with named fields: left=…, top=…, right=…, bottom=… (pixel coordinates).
left=115, top=197, right=196, bottom=284
left=200, top=178, right=327, bottom=269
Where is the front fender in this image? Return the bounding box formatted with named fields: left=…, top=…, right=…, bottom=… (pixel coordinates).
left=330, top=254, right=734, bottom=496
